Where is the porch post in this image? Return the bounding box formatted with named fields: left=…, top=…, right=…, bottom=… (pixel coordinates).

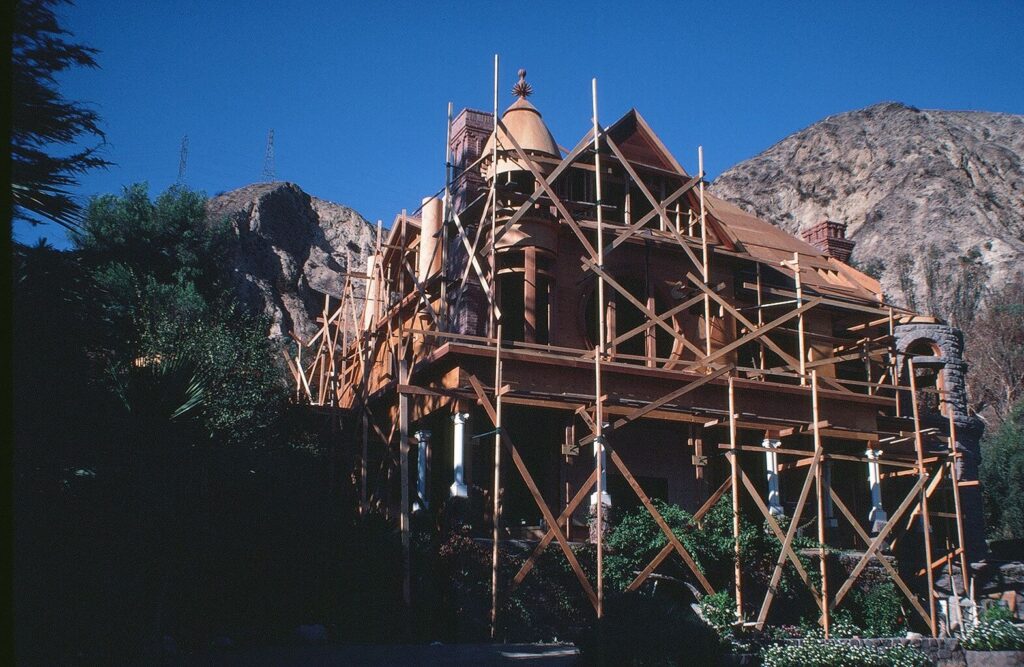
left=866, top=448, right=887, bottom=533
left=763, top=438, right=783, bottom=515
left=414, top=429, right=431, bottom=511
left=451, top=413, right=469, bottom=497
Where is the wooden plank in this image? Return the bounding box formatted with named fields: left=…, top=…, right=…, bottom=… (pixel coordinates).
left=685, top=298, right=824, bottom=372
left=607, top=445, right=715, bottom=594
left=812, top=372, right=831, bottom=636
left=606, top=135, right=704, bottom=272
left=908, top=359, right=938, bottom=637
left=626, top=542, right=674, bottom=592
left=583, top=258, right=707, bottom=359
left=695, top=477, right=732, bottom=525
left=736, top=464, right=823, bottom=606
left=578, top=365, right=732, bottom=446
left=729, top=378, right=744, bottom=620
left=828, top=475, right=927, bottom=611
left=606, top=175, right=701, bottom=255
left=511, top=469, right=598, bottom=589
left=496, top=117, right=599, bottom=259
left=686, top=273, right=851, bottom=394
left=756, top=447, right=823, bottom=628
left=465, top=372, right=600, bottom=612
left=829, top=488, right=932, bottom=627
left=399, top=358, right=411, bottom=606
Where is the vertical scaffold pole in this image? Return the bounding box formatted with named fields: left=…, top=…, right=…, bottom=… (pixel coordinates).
left=594, top=347, right=604, bottom=619
left=490, top=324, right=504, bottom=638
left=729, top=376, right=743, bottom=621
left=592, top=77, right=606, bottom=620
left=441, top=101, right=453, bottom=331
left=812, top=370, right=830, bottom=636
left=399, top=211, right=411, bottom=607
left=947, top=407, right=970, bottom=595
left=908, top=359, right=938, bottom=636
left=699, top=147, right=712, bottom=360
left=794, top=252, right=807, bottom=385
left=756, top=263, right=765, bottom=372
left=488, top=55, right=499, bottom=340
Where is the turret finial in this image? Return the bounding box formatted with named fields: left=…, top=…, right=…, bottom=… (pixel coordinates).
left=512, top=69, right=533, bottom=99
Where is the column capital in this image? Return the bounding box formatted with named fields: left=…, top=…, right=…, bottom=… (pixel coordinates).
left=761, top=438, right=782, bottom=449
left=453, top=412, right=470, bottom=425
left=865, top=448, right=883, bottom=460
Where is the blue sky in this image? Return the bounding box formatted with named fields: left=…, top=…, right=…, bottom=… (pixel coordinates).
left=15, top=0, right=1024, bottom=247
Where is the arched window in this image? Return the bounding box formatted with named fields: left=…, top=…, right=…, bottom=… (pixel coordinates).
left=905, top=338, right=945, bottom=416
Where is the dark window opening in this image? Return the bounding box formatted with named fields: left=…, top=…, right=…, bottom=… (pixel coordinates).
left=536, top=274, right=551, bottom=344
left=498, top=272, right=525, bottom=343
left=584, top=277, right=676, bottom=364
left=607, top=474, right=668, bottom=514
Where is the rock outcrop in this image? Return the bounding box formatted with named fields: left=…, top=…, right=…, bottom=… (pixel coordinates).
left=207, top=182, right=374, bottom=340
left=711, top=102, right=1024, bottom=316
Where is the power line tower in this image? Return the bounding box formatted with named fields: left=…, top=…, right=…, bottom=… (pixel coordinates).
left=177, top=134, right=189, bottom=183
left=261, top=129, right=276, bottom=182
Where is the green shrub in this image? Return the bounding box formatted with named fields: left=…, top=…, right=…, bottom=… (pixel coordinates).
left=843, top=581, right=908, bottom=637
left=761, top=640, right=929, bottom=666
left=960, top=619, right=1024, bottom=651
left=980, top=604, right=1014, bottom=623
left=699, top=590, right=737, bottom=634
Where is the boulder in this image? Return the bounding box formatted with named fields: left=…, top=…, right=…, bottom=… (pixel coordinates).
left=207, top=182, right=374, bottom=341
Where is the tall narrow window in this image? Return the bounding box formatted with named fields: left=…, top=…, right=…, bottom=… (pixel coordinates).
left=496, top=248, right=554, bottom=345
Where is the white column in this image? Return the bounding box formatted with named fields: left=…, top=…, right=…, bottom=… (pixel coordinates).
left=763, top=438, right=783, bottom=515
left=590, top=430, right=612, bottom=509
left=867, top=448, right=887, bottom=531
left=414, top=429, right=431, bottom=511
left=450, top=413, right=469, bottom=498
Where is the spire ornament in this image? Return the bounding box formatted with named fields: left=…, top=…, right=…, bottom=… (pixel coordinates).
left=512, top=69, right=533, bottom=99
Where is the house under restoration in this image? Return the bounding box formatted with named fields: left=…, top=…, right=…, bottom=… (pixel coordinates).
left=291, top=69, right=983, bottom=637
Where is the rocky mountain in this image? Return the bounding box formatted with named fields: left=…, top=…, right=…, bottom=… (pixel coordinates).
left=207, top=182, right=374, bottom=340
left=711, top=102, right=1024, bottom=320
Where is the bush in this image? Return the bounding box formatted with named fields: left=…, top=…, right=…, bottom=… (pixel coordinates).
left=699, top=590, right=737, bottom=635
left=960, top=619, right=1024, bottom=651
left=843, top=581, right=908, bottom=637
left=604, top=496, right=822, bottom=625
left=761, top=640, right=929, bottom=666
left=576, top=592, right=722, bottom=666
left=980, top=604, right=1014, bottom=623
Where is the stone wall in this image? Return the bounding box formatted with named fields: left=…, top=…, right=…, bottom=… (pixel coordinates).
left=895, top=322, right=986, bottom=559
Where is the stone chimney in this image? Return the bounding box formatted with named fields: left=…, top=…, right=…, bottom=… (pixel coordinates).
left=801, top=220, right=855, bottom=263
left=449, top=108, right=493, bottom=214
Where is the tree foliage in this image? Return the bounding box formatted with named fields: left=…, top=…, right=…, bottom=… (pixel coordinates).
left=980, top=400, right=1024, bottom=540
left=13, top=184, right=311, bottom=663
left=12, top=0, right=111, bottom=230
left=965, top=276, right=1024, bottom=423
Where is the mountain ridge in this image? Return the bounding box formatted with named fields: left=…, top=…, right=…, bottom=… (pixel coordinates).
left=711, top=101, right=1024, bottom=320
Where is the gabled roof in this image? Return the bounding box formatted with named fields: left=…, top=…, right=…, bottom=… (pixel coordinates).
left=606, top=109, right=689, bottom=176
left=601, top=109, right=882, bottom=303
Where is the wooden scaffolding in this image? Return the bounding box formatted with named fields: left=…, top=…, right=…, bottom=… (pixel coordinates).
left=287, top=60, right=972, bottom=638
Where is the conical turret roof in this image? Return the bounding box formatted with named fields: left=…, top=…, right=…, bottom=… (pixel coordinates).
left=481, top=70, right=560, bottom=179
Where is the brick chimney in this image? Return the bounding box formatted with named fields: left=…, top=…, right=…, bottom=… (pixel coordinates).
left=449, top=108, right=493, bottom=214
left=801, top=220, right=855, bottom=263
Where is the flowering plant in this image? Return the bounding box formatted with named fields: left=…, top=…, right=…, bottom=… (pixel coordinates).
left=960, top=619, right=1024, bottom=651
left=761, top=639, right=928, bottom=666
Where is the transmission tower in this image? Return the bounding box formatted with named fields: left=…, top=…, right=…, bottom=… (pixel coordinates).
left=261, top=129, right=276, bottom=182
left=177, top=134, right=189, bottom=183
